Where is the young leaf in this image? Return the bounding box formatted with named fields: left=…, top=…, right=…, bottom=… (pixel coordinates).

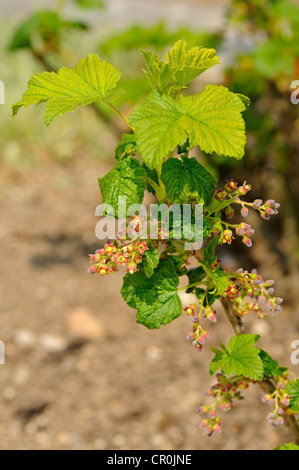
left=219, top=334, right=264, bottom=381
left=204, top=235, right=221, bottom=267
left=130, top=86, right=247, bottom=169
left=186, top=266, right=206, bottom=293
left=165, top=39, right=220, bottom=86
left=209, top=268, right=230, bottom=296
left=12, top=54, right=122, bottom=125
left=141, top=245, right=160, bottom=278
left=121, top=258, right=182, bottom=329
left=275, top=443, right=299, bottom=451
left=142, top=40, right=219, bottom=91
left=98, top=156, right=146, bottom=218
left=286, top=379, right=299, bottom=413
left=115, top=134, right=137, bottom=161
left=259, top=350, right=288, bottom=378
left=161, top=157, right=216, bottom=205
left=209, top=346, right=224, bottom=376
left=206, top=197, right=236, bottom=215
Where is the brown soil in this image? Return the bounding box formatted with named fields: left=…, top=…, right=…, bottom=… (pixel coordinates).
left=0, top=155, right=298, bottom=450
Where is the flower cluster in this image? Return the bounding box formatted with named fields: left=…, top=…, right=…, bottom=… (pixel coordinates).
left=214, top=180, right=280, bottom=248
left=184, top=303, right=217, bottom=353
left=262, top=378, right=292, bottom=428
left=198, top=373, right=250, bottom=436
left=88, top=240, right=149, bottom=276
left=223, top=269, right=283, bottom=318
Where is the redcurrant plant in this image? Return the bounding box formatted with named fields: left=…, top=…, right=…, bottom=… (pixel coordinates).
left=13, top=40, right=299, bottom=448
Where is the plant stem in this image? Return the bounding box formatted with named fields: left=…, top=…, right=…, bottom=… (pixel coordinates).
left=106, top=102, right=135, bottom=131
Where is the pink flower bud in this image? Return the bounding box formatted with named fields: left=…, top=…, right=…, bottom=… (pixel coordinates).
left=87, top=265, right=97, bottom=274
left=213, top=424, right=222, bottom=434
left=198, top=406, right=209, bottom=414
left=209, top=410, right=217, bottom=419
left=199, top=419, right=209, bottom=429
left=241, top=207, right=249, bottom=217
left=225, top=206, right=235, bottom=219
left=242, top=237, right=252, bottom=247
left=253, top=199, right=263, bottom=209
left=186, top=332, right=195, bottom=341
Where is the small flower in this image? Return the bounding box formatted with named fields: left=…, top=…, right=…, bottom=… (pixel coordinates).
left=126, top=261, right=138, bottom=274
left=136, top=241, right=149, bottom=255
left=184, top=304, right=196, bottom=316
left=225, top=180, right=238, bottom=192
left=238, top=182, right=251, bottom=196
left=253, top=199, right=263, bottom=209
left=99, top=264, right=110, bottom=276
left=113, top=253, right=129, bottom=266
left=222, top=229, right=234, bottom=245
left=105, top=243, right=117, bottom=256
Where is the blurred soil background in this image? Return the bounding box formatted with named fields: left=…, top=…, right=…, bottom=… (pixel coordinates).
left=0, top=0, right=298, bottom=450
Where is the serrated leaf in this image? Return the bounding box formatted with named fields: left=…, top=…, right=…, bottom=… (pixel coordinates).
left=121, top=258, right=182, bottom=329
left=142, top=40, right=219, bottom=91
left=130, top=86, right=247, bottom=169
left=259, top=350, right=288, bottom=378
left=186, top=266, right=206, bottom=293
left=204, top=235, right=220, bottom=267
left=206, top=197, right=236, bottom=215
left=165, top=39, right=220, bottom=86
left=161, top=157, right=216, bottom=205
left=98, top=156, right=146, bottom=218
left=275, top=443, right=299, bottom=451
left=13, top=54, right=122, bottom=125
left=286, top=380, right=299, bottom=413
left=209, top=268, right=230, bottom=296
left=142, top=245, right=160, bottom=278
left=115, top=134, right=137, bottom=161
left=219, top=334, right=264, bottom=381
left=209, top=347, right=224, bottom=376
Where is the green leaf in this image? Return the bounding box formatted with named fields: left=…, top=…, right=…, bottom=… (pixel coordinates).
left=74, top=0, right=105, bottom=9
left=259, top=350, right=288, bottom=378
left=9, top=12, right=87, bottom=51
left=13, top=54, right=122, bottom=125
left=204, top=235, right=221, bottom=267
left=209, top=268, right=230, bottom=296
left=98, top=156, right=146, bottom=218
left=286, top=380, right=299, bottom=413
left=115, top=134, right=137, bottom=161
left=209, top=346, right=224, bottom=376
left=130, top=86, right=247, bottom=169
left=218, top=334, right=264, bottom=381
left=275, top=443, right=299, bottom=451
left=161, top=157, right=216, bottom=205
left=142, top=40, right=219, bottom=91
left=141, top=245, right=160, bottom=278
left=206, top=197, right=236, bottom=215
left=186, top=266, right=206, bottom=293
left=165, top=39, right=220, bottom=86
left=121, top=258, right=182, bottom=329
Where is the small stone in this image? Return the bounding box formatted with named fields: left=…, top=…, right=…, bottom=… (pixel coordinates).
left=39, top=334, right=67, bottom=353
left=15, top=329, right=36, bottom=349
left=66, top=308, right=106, bottom=340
